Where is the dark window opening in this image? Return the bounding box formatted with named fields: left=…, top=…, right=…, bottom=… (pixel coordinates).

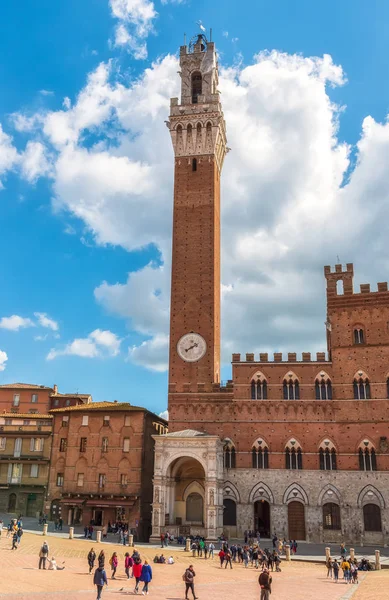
left=363, top=503, right=382, bottom=532
left=192, top=158, right=197, bottom=172
left=224, top=446, right=236, bottom=469
left=354, top=328, right=365, bottom=344
left=285, top=447, right=302, bottom=470
left=319, top=447, right=337, bottom=470
left=359, top=447, right=377, bottom=471
left=283, top=380, right=300, bottom=400
left=315, top=380, right=332, bottom=400
left=252, top=446, right=269, bottom=469
left=191, top=72, right=202, bottom=103
left=323, top=503, right=341, bottom=530
left=354, top=378, right=371, bottom=400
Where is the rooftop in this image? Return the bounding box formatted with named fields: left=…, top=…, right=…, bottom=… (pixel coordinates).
left=0, top=383, right=53, bottom=390
left=163, top=429, right=211, bottom=438
left=49, top=401, right=168, bottom=422
left=0, top=412, right=52, bottom=419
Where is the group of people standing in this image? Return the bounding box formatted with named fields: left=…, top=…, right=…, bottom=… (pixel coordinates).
left=87, top=547, right=152, bottom=597
left=218, top=542, right=282, bottom=571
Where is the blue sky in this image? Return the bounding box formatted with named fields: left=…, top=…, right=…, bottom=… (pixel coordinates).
left=1, top=0, right=389, bottom=415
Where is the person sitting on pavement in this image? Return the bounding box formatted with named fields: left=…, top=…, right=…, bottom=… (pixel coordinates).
left=48, top=556, right=65, bottom=570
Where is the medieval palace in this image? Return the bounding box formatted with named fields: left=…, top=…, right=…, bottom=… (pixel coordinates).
left=150, top=33, right=389, bottom=545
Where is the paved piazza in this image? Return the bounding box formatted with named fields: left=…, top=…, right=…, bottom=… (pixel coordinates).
left=0, top=533, right=388, bottom=599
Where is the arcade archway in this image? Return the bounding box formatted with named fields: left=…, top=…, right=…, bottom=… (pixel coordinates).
left=254, top=500, right=270, bottom=537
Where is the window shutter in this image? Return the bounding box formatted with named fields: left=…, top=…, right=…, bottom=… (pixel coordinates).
left=30, top=438, right=35, bottom=451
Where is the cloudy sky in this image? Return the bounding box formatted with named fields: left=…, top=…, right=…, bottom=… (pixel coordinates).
left=1, top=0, right=389, bottom=415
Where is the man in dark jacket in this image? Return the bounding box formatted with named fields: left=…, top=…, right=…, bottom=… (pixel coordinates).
left=93, top=566, right=108, bottom=599
left=11, top=531, right=18, bottom=550
left=259, top=568, right=272, bottom=600
left=184, top=565, right=198, bottom=600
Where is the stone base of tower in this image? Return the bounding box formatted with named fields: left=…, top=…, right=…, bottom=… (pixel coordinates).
left=149, top=430, right=224, bottom=543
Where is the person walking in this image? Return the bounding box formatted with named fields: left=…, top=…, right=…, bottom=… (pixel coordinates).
left=259, top=568, right=272, bottom=600
left=209, top=542, right=215, bottom=559
left=125, top=552, right=134, bottom=579
left=332, top=559, right=339, bottom=582
left=58, top=517, right=63, bottom=531
left=109, top=552, right=118, bottom=579
left=11, top=530, right=18, bottom=550
left=224, top=550, right=233, bottom=569
left=218, top=548, right=225, bottom=568
left=326, top=556, right=333, bottom=579
left=39, top=541, right=49, bottom=569
left=133, top=556, right=143, bottom=594
left=94, top=566, right=108, bottom=600
left=183, top=565, right=198, bottom=600
left=98, top=550, right=105, bottom=568
left=140, top=560, right=152, bottom=595
left=88, top=548, right=96, bottom=574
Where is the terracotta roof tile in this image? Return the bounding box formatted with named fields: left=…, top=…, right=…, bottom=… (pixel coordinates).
left=0, top=412, right=52, bottom=419
left=50, top=393, right=91, bottom=399
left=49, top=401, right=167, bottom=422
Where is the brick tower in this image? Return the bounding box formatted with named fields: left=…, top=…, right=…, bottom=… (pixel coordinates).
left=168, top=34, right=227, bottom=392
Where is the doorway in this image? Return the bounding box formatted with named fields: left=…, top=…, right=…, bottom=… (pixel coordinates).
left=26, top=494, right=37, bottom=517
left=288, top=501, right=306, bottom=540
left=8, top=493, right=17, bottom=512
left=254, top=500, right=270, bottom=537
left=186, top=493, right=203, bottom=523
left=94, top=510, right=103, bottom=526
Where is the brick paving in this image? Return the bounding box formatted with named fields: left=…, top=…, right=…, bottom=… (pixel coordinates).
left=0, top=532, right=387, bottom=599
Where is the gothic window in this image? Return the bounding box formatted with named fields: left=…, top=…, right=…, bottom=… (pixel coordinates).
left=191, top=72, right=202, bottom=103
left=323, top=503, right=341, bottom=530
left=251, top=439, right=269, bottom=469
left=354, top=328, right=365, bottom=344
left=359, top=441, right=377, bottom=471
left=283, top=373, right=300, bottom=400
left=319, top=441, right=337, bottom=470
left=315, top=372, right=332, bottom=400
left=192, top=158, right=197, bottom=172
left=353, top=372, right=371, bottom=399
left=250, top=372, right=268, bottom=400
left=223, top=441, right=236, bottom=469
left=285, top=440, right=302, bottom=470
left=363, top=504, right=382, bottom=532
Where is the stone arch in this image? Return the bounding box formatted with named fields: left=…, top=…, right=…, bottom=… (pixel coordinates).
left=284, top=437, right=302, bottom=450
left=118, top=457, right=130, bottom=471
left=318, top=483, right=342, bottom=506
left=250, top=370, right=267, bottom=382
left=315, top=370, right=331, bottom=381
left=283, top=482, right=309, bottom=505
left=251, top=435, right=269, bottom=449
left=249, top=481, right=274, bottom=504
left=223, top=480, right=240, bottom=503
left=357, top=485, right=385, bottom=509
left=283, top=370, right=300, bottom=382
left=353, top=369, right=369, bottom=381
left=355, top=437, right=375, bottom=452
left=164, top=452, right=207, bottom=478
left=317, top=437, right=337, bottom=451
left=183, top=480, right=205, bottom=502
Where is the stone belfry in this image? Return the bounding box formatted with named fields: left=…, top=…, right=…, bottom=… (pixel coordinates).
left=167, top=33, right=227, bottom=394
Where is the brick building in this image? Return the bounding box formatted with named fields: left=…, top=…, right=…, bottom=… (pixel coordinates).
left=0, top=382, right=90, bottom=413
left=151, top=33, right=389, bottom=545
left=47, top=402, right=167, bottom=541
left=0, top=412, right=52, bottom=516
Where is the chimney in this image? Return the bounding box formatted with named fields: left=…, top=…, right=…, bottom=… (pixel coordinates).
left=53, top=384, right=58, bottom=395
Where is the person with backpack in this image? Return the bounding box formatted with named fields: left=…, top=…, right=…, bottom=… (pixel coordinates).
left=11, top=530, right=18, bottom=550
left=132, top=556, right=143, bottom=594
left=259, top=568, right=272, bottom=600
left=183, top=565, right=197, bottom=600
left=17, top=527, right=23, bottom=546
left=140, top=560, right=152, bottom=595
left=109, top=552, right=118, bottom=579
left=88, top=548, right=96, bottom=574
left=332, top=558, right=340, bottom=582
left=39, top=541, right=49, bottom=569
left=93, top=565, right=108, bottom=599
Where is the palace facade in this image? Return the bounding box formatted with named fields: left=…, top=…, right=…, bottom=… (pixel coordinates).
left=150, top=33, right=389, bottom=545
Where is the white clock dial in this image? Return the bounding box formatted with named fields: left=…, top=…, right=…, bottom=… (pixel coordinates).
left=177, top=333, right=207, bottom=363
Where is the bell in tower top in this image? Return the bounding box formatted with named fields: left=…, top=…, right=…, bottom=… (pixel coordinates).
left=189, top=33, right=208, bottom=54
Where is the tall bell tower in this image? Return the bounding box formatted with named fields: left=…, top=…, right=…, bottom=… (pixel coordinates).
left=167, top=33, right=227, bottom=393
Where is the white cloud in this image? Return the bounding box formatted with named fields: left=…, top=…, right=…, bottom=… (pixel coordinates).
left=110, top=0, right=157, bottom=59
left=222, top=31, right=229, bottom=38
left=47, top=329, right=121, bottom=360
left=0, top=315, right=35, bottom=331
left=34, top=312, right=59, bottom=331
left=0, top=125, right=18, bottom=186
left=231, top=37, right=239, bottom=43
left=0, top=350, right=8, bottom=371
left=63, top=97, right=71, bottom=110
left=34, top=334, right=48, bottom=342
left=39, top=89, right=54, bottom=96
left=129, top=333, right=169, bottom=372
left=20, top=141, right=51, bottom=183
left=159, top=409, right=168, bottom=420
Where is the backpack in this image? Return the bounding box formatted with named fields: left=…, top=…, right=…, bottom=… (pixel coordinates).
left=182, top=573, right=186, bottom=581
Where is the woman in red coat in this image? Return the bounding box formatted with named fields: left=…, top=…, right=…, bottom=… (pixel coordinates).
left=132, top=557, right=143, bottom=594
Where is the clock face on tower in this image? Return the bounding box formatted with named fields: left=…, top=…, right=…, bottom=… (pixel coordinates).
left=177, top=333, right=207, bottom=362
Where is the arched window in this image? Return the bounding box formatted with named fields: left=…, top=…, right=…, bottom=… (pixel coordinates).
left=354, top=328, right=365, bottom=344
left=250, top=372, right=268, bottom=400
left=319, top=440, right=337, bottom=470
left=363, top=504, right=382, bottom=532
left=223, top=441, right=236, bottom=469
left=285, top=440, right=302, bottom=470
left=359, top=440, right=377, bottom=471
left=251, top=439, right=269, bottom=469
left=353, top=372, right=371, bottom=399
left=315, top=372, right=332, bottom=400
left=283, top=373, right=300, bottom=400
left=192, top=158, right=197, bottom=172
left=323, top=503, right=341, bottom=530
left=192, top=72, right=202, bottom=103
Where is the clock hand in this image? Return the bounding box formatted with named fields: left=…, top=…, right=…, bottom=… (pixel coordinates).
left=185, top=343, right=199, bottom=353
